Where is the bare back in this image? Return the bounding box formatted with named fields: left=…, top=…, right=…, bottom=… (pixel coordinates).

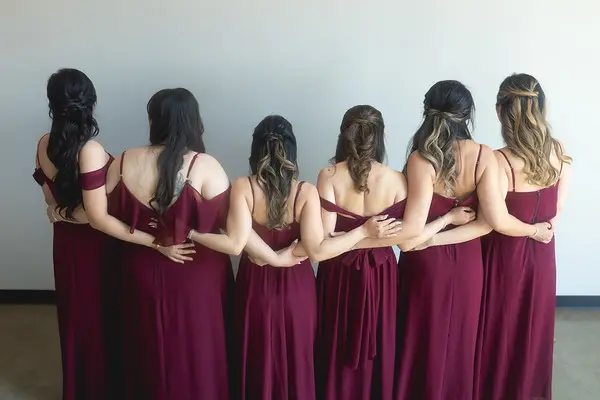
left=432, top=140, right=483, bottom=199
left=319, top=161, right=407, bottom=217
left=495, top=147, right=564, bottom=193
left=246, top=176, right=304, bottom=227
left=105, top=146, right=230, bottom=207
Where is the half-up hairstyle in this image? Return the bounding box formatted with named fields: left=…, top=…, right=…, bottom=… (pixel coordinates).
left=148, top=88, right=205, bottom=214
left=332, top=105, right=386, bottom=192
left=46, top=68, right=99, bottom=218
left=249, top=115, right=298, bottom=230
left=497, top=73, right=571, bottom=186
left=407, top=80, right=475, bottom=196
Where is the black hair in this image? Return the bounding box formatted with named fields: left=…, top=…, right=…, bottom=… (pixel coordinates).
left=147, top=88, right=205, bottom=214
left=46, top=68, right=98, bottom=218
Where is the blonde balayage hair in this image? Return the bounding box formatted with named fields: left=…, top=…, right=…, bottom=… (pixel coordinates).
left=249, top=115, right=298, bottom=230
left=497, top=73, right=571, bottom=187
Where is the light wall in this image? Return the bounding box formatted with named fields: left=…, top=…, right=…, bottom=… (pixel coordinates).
left=0, top=0, right=597, bottom=294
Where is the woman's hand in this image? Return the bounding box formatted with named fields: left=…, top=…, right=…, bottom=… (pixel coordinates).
left=155, top=243, right=196, bottom=263
left=248, top=240, right=308, bottom=267
left=530, top=222, right=554, bottom=243
left=444, top=207, right=476, bottom=227
left=411, top=238, right=433, bottom=251
left=46, top=205, right=58, bottom=223
left=362, top=215, right=403, bottom=238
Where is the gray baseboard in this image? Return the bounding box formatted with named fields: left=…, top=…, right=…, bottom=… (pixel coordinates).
left=0, top=291, right=598, bottom=308
left=556, top=296, right=600, bottom=308
left=0, top=290, right=55, bottom=304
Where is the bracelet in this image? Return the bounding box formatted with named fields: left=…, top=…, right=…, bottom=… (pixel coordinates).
left=439, top=216, right=447, bottom=230
left=187, top=229, right=194, bottom=240
left=529, top=226, right=538, bottom=238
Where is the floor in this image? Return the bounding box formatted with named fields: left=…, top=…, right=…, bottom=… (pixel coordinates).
left=0, top=306, right=598, bottom=399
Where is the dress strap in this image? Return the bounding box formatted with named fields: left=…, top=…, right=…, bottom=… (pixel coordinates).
left=473, top=144, right=483, bottom=186
left=119, top=151, right=126, bottom=177
left=186, top=153, right=200, bottom=179
left=293, top=181, right=305, bottom=221
left=247, top=176, right=255, bottom=216
left=497, top=150, right=516, bottom=192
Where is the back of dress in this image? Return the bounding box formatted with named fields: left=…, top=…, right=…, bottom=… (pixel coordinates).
left=477, top=151, right=560, bottom=400
left=316, top=163, right=406, bottom=400
left=395, top=144, right=484, bottom=400
left=106, top=151, right=233, bottom=400
left=233, top=178, right=317, bottom=400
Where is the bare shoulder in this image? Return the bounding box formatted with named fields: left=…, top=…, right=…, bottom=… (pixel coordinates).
left=232, top=176, right=250, bottom=191
left=80, top=139, right=106, bottom=157
left=193, top=152, right=221, bottom=168
left=78, top=140, right=108, bottom=172
left=189, top=152, right=227, bottom=177
left=406, top=151, right=434, bottom=175
left=297, top=181, right=318, bottom=202
left=493, top=147, right=510, bottom=165
left=318, top=165, right=337, bottom=182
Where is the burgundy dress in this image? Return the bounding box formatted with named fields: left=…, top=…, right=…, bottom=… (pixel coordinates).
left=233, top=180, right=317, bottom=400
left=33, top=151, right=114, bottom=400
left=107, top=152, right=234, bottom=400
left=395, top=146, right=483, bottom=400
left=316, top=200, right=406, bottom=400
left=475, top=152, right=560, bottom=400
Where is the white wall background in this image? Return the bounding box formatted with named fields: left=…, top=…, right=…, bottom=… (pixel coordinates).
left=0, top=0, right=597, bottom=294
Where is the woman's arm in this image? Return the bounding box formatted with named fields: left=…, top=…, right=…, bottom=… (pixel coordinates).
left=399, top=152, right=436, bottom=238
left=80, top=142, right=194, bottom=263
left=351, top=206, right=475, bottom=250
left=296, top=183, right=400, bottom=262
left=478, top=147, right=549, bottom=238
left=414, top=208, right=492, bottom=250
left=550, top=160, right=571, bottom=230
left=188, top=177, right=253, bottom=256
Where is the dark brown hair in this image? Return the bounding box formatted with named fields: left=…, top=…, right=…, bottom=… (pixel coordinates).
left=407, top=80, right=475, bottom=196
left=249, top=115, right=298, bottom=229
left=333, top=105, right=386, bottom=192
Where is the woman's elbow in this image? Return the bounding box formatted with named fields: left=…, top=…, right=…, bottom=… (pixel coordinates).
left=398, top=243, right=414, bottom=252
left=401, top=223, right=422, bottom=240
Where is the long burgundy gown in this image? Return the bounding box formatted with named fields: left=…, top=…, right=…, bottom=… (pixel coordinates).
left=475, top=151, right=560, bottom=400
left=33, top=149, right=114, bottom=400
left=395, top=146, right=483, bottom=400
left=233, top=179, right=317, bottom=400
left=107, top=152, right=234, bottom=400
left=316, top=200, right=406, bottom=400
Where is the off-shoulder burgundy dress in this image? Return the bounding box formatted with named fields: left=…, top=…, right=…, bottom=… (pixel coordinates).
left=316, top=200, right=406, bottom=400
left=394, top=146, right=483, bottom=400
left=107, top=152, right=234, bottom=400
left=475, top=152, right=560, bottom=400
left=33, top=147, right=114, bottom=400
left=233, top=179, right=317, bottom=400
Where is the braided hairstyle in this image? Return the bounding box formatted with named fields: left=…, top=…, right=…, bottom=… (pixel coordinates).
left=407, top=80, right=475, bottom=196
left=46, top=68, right=99, bottom=218
left=333, top=105, right=386, bottom=192
left=249, top=115, right=298, bottom=229
left=496, top=73, right=571, bottom=186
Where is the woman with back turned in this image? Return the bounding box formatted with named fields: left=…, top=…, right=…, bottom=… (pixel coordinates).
left=33, top=69, right=186, bottom=399
left=100, top=88, right=238, bottom=399
left=343, top=81, right=553, bottom=400
left=475, top=74, right=571, bottom=400
left=314, top=105, right=475, bottom=400
left=190, top=115, right=401, bottom=399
